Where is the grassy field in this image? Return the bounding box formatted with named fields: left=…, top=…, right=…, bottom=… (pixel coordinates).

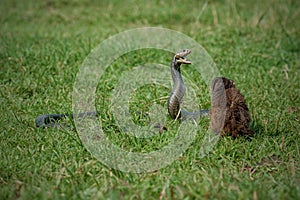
left=1, top=0, right=299, bottom=199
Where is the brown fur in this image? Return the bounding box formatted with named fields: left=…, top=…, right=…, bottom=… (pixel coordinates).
left=210, top=77, right=254, bottom=138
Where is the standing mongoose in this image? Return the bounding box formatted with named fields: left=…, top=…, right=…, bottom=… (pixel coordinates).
left=210, top=77, right=254, bottom=138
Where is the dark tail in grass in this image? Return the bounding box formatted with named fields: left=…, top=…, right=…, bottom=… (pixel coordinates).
left=36, top=112, right=97, bottom=128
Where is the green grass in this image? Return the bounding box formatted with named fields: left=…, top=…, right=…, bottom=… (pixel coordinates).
left=1, top=0, right=299, bottom=199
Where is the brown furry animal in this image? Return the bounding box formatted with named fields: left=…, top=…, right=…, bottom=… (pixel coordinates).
left=210, top=77, right=254, bottom=138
